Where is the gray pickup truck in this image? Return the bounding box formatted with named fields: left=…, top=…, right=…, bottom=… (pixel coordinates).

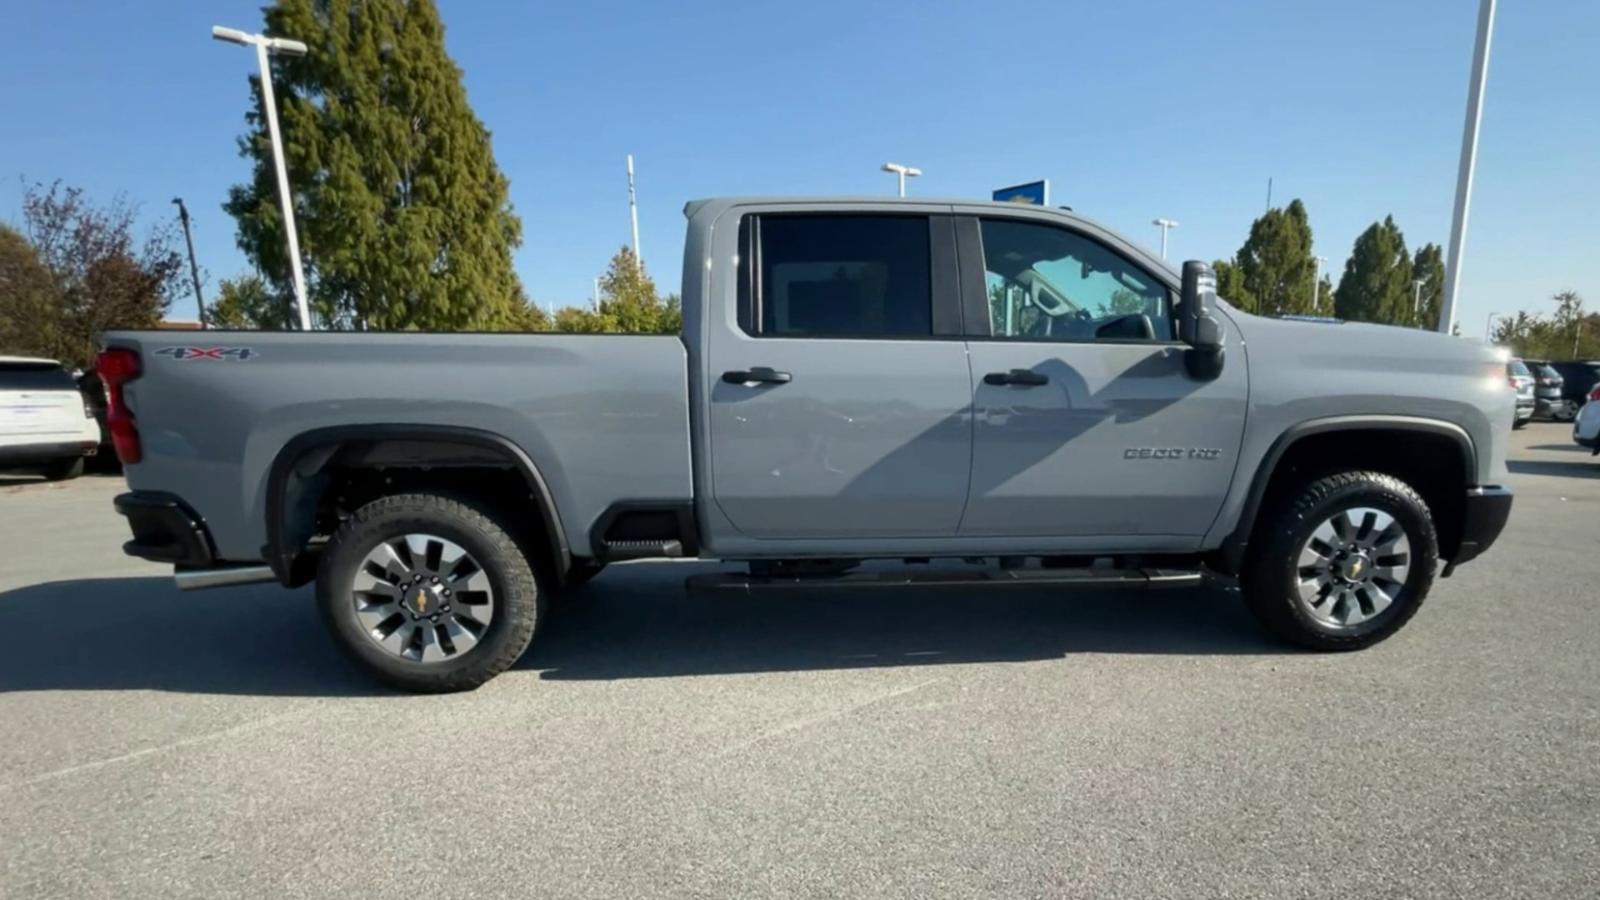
left=101, top=197, right=1514, bottom=691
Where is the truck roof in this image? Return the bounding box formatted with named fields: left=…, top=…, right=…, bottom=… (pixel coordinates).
left=682, top=196, right=1173, bottom=278
left=683, top=196, right=1082, bottom=219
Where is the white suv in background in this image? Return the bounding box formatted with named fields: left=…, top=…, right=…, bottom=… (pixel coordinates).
left=1574, top=388, right=1600, bottom=454
left=0, top=356, right=100, bottom=480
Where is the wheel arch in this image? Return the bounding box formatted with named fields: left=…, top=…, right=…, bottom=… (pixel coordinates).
left=263, top=424, right=571, bottom=588
left=1218, top=416, right=1476, bottom=574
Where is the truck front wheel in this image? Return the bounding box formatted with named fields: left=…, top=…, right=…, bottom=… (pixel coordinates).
left=1242, top=471, right=1439, bottom=651
left=316, top=492, right=542, bottom=692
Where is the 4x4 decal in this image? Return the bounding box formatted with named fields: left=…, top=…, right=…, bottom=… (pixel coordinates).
left=154, top=346, right=258, bottom=361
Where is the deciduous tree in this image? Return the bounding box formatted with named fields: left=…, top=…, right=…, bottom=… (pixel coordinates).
left=5, top=182, right=180, bottom=370
left=0, top=224, right=59, bottom=359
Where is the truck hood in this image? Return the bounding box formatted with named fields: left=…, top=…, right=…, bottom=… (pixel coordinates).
left=1221, top=303, right=1505, bottom=371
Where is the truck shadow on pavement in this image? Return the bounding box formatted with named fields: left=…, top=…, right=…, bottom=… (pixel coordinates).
left=1506, top=458, right=1600, bottom=478
left=521, top=563, right=1277, bottom=681
left=0, top=578, right=380, bottom=697
left=0, top=564, right=1278, bottom=695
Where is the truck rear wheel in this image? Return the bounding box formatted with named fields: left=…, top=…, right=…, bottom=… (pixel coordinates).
left=1242, top=471, right=1438, bottom=651
left=316, top=492, right=541, bottom=692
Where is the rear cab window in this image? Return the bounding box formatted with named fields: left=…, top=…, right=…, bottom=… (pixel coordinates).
left=740, top=215, right=933, bottom=338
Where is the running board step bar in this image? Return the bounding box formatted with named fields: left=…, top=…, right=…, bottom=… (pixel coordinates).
left=686, top=567, right=1204, bottom=594
left=598, top=538, right=684, bottom=561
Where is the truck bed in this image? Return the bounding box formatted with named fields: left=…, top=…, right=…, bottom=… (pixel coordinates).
left=102, top=330, right=692, bottom=561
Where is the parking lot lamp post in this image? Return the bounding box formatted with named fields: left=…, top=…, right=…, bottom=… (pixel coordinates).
left=1312, top=256, right=1327, bottom=312
left=1152, top=218, right=1178, bottom=259
left=881, top=162, right=921, bottom=197
left=212, top=25, right=312, bottom=331
left=1413, top=279, right=1426, bottom=325
left=1439, top=0, right=1497, bottom=335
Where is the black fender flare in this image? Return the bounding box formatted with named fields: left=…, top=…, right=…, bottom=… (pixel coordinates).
left=1217, top=415, right=1476, bottom=574
left=262, top=424, right=570, bottom=586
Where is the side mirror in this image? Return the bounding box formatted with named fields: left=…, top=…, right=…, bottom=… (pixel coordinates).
left=1179, top=261, right=1225, bottom=379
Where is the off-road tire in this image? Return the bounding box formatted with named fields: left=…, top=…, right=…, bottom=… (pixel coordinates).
left=317, top=492, right=541, bottom=692
left=1242, top=470, right=1439, bottom=651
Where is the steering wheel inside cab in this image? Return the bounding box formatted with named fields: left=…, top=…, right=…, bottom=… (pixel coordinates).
left=1014, top=272, right=1091, bottom=338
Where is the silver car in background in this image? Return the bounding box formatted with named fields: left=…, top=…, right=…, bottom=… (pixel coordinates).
left=1509, top=358, right=1535, bottom=429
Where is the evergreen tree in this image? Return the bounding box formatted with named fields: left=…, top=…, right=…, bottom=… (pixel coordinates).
left=224, top=0, right=524, bottom=331
left=1410, top=243, right=1446, bottom=329
left=1334, top=216, right=1412, bottom=324
left=1212, top=259, right=1255, bottom=312
left=207, top=274, right=296, bottom=330
left=1236, top=199, right=1317, bottom=316
left=594, top=247, right=679, bottom=333
left=1315, top=274, right=1335, bottom=316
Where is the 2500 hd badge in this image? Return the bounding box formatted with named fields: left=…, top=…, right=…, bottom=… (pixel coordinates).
left=1124, top=447, right=1223, bottom=460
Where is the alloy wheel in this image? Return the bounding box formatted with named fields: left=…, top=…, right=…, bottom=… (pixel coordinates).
left=1294, top=507, right=1412, bottom=628
left=351, top=533, right=495, bottom=662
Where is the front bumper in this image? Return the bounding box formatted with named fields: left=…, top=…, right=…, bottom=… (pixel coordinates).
left=114, top=491, right=216, bottom=566
left=1442, top=485, right=1513, bottom=576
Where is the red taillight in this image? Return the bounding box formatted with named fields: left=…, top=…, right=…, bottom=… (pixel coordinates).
left=1589, top=385, right=1600, bottom=403
left=95, top=348, right=142, bottom=464
left=1506, top=375, right=1518, bottom=389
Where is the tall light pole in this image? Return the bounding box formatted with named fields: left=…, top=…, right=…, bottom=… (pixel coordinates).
left=1413, top=278, right=1426, bottom=324
left=171, top=198, right=207, bottom=328
left=1151, top=218, right=1178, bottom=259
left=1312, top=256, right=1328, bottom=312
left=1438, top=0, right=1497, bottom=335
left=212, top=25, right=312, bottom=331
left=881, top=162, right=921, bottom=197
left=626, top=154, right=642, bottom=272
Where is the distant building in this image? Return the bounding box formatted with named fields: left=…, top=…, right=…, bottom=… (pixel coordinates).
left=157, top=320, right=203, bottom=331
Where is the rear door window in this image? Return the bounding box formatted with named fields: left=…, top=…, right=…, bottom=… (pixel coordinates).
left=745, top=215, right=932, bottom=338
left=0, top=363, right=76, bottom=391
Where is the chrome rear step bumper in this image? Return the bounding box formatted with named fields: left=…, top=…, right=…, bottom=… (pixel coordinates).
left=174, top=565, right=277, bottom=591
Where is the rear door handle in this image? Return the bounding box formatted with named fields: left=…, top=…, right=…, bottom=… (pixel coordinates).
left=722, top=366, right=793, bottom=385
left=983, top=369, right=1048, bottom=387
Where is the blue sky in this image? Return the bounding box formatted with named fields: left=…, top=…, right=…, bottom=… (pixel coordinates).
left=2, top=0, right=1595, bottom=338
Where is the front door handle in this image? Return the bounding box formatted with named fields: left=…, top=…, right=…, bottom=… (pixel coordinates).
left=722, top=366, right=793, bottom=385
left=983, top=368, right=1048, bottom=387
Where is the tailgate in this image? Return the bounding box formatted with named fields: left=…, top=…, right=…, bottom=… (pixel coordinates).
left=0, top=389, right=84, bottom=435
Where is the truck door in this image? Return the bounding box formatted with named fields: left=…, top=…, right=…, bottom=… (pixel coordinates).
left=955, top=214, right=1247, bottom=539
left=701, top=210, right=973, bottom=544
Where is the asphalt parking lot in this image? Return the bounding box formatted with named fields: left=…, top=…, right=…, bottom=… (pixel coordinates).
left=2, top=422, right=1597, bottom=899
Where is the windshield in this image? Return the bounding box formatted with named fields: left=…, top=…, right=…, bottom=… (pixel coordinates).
left=1509, top=360, right=1531, bottom=377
